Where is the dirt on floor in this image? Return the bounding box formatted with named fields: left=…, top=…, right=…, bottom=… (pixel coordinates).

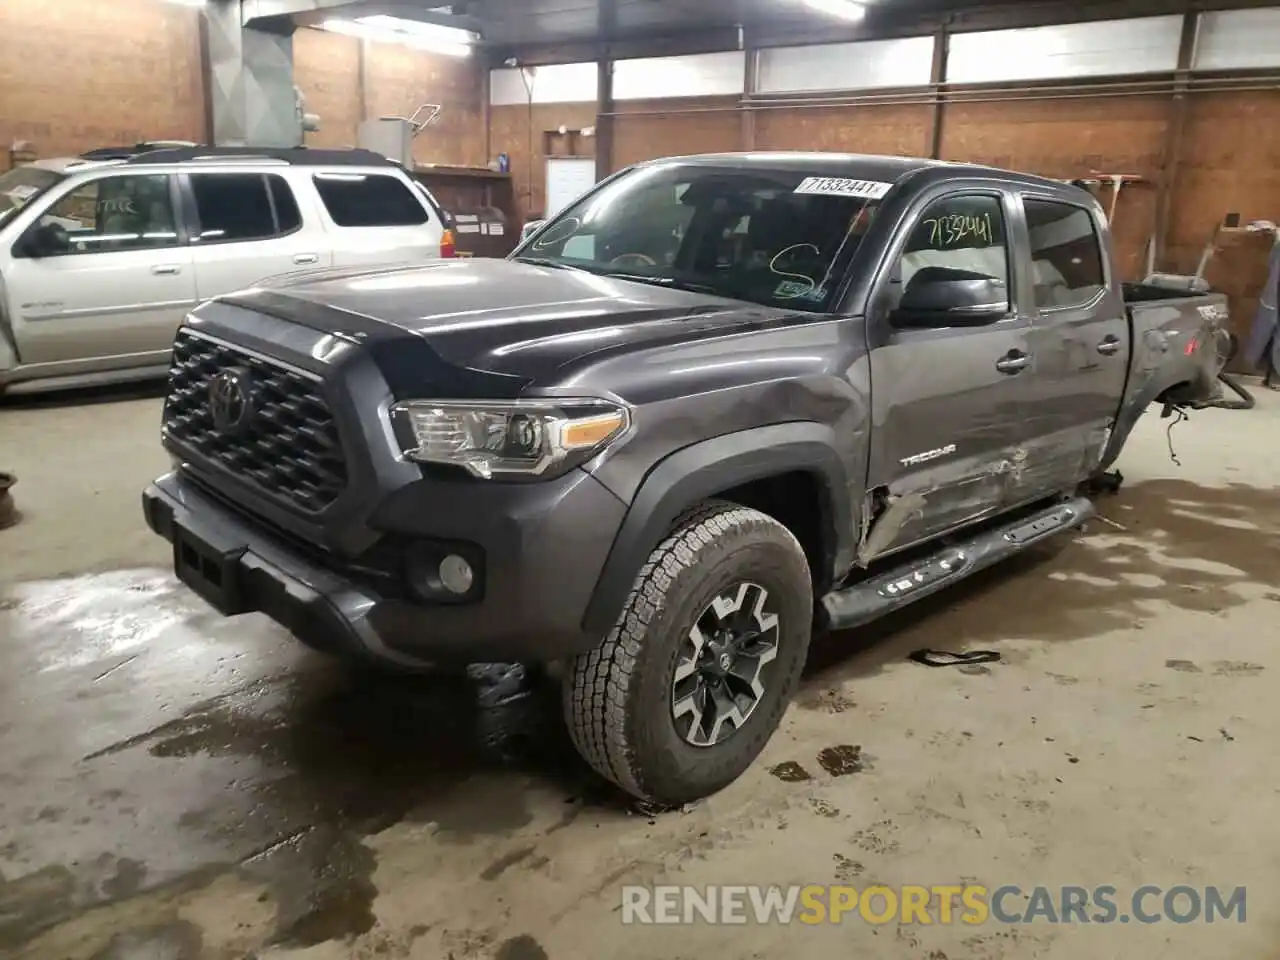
left=0, top=383, right=1278, bottom=959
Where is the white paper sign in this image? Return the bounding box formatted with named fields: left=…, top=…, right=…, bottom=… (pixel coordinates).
left=794, top=177, right=892, bottom=200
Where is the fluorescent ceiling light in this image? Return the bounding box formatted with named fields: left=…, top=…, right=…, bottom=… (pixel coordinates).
left=321, top=15, right=477, bottom=58
left=159, top=0, right=206, bottom=7
left=802, top=0, right=867, bottom=21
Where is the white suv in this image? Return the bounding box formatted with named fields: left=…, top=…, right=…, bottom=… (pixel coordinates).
left=0, top=145, right=452, bottom=396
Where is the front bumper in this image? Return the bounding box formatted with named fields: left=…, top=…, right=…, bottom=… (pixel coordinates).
left=143, top=468, right=627, bottom=666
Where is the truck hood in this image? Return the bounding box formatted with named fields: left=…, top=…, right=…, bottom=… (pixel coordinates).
left=223, top=258, right=789, bottom=385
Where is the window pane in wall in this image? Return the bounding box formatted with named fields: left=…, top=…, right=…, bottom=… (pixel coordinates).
left=613, top=52, right=746, bottom=100
left=946, top=16, right=1183, bottom=84
left=758, top=37, right=935, bottom=94
left=1195, top=9, right=1280, bottom=70
left=490, top=63, right=599, bottom=105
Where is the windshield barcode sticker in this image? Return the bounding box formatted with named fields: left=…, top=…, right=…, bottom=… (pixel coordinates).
left=794, top=177, right=892, bottom=199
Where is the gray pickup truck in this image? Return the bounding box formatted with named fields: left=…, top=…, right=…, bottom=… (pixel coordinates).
left=142, top=153, right=1227, bottom=805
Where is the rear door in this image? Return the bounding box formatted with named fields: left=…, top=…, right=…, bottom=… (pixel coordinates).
left=1016, top=193, right=1129, bottom=488
left=864, top=187, right=1035, bottom=558
left=183, top=171, right=332, bottom=300
left=308, top=170, right=443, bottom=267
left=4, top=171, right=196, bottom=366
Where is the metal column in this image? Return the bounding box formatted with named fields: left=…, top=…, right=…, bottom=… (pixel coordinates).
left=204, top=0, right=302, bottom=147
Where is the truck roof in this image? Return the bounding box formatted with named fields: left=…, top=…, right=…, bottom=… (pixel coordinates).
left=638, top=151, right=1078, bottom=195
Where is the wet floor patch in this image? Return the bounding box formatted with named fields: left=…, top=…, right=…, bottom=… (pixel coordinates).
left=0, top=587, right=601, bottom=958
left=768, top=761, right=813, bottom=783
left=801, top=479, right=1280, bottom=686
left=817, top=745, right=865, bottom=777
left=495, top=933, right=551, bottom=960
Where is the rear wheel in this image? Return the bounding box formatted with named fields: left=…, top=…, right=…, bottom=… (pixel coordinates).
left=564, top=502, right=813, bottom=806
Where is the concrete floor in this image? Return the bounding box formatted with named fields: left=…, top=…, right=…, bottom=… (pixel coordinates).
left=1, top=383, right=1278, bottom=960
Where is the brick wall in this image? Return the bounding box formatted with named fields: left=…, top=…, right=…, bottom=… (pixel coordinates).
left=0, top=2, right=485, bottom=169
left=294, top=27, right=487, bottom=168
left=0, top=0, right=205, bottom=159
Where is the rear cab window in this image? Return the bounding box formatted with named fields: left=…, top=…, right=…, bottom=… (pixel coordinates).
left=1023, top=197, right=1107, bottom=310
left=311, top=172, right=431, bottom=228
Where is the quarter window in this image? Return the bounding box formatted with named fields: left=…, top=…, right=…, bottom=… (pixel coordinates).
left=35, top=174, right=179, bottom=254
left=897, top=193, right=1010, bottom=308
left=312, top=173, right=429, bottom=227
left=190, top=173, right=302, bottom=243
left=1024, top=198, right=1106, bottom=310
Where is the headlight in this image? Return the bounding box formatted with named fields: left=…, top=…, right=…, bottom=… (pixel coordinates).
left=390, top=398, right=629, bottom=479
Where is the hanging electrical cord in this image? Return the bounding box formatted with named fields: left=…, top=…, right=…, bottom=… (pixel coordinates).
left=1212, top=332, right=1256, bottom=411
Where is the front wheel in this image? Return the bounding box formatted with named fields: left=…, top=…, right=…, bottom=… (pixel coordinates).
left=564, top=502, right=813, bottom=806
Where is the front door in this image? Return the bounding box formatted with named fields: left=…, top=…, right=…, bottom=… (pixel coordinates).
left=1017, top=194, right=1130, bottom=489
left=5, top=172, right=196, bottom=368
left=864, top=189, right=1034, bottom=560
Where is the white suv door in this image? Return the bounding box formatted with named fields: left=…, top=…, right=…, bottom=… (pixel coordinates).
left=182, top=171, right=334, bottom=300
left=308, top=170, right=444, bottom=267
left=2, top=171, right=196, bottom=367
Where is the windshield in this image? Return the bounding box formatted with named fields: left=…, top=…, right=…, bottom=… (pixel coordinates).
left=0, top=167, right=63, bottom=228
left=513, top=163, right=885, bottom=313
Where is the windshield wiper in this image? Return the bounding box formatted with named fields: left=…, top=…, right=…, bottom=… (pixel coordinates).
left=512, top=256, right=592, bottom=273
left=600, top=272, right=721, bottom=296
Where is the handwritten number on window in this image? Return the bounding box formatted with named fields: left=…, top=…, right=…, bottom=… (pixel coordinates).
left=922, top=212, right=995, bottom=249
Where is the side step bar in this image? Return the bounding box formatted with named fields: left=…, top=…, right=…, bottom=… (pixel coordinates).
left=821, top=496, right=1096, bottom=631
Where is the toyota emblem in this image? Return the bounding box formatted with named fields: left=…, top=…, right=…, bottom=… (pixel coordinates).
left=208, top=368, right=255, bottom=433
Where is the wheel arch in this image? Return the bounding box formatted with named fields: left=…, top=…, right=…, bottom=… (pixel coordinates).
left=581, top=422, right=855, bottom=635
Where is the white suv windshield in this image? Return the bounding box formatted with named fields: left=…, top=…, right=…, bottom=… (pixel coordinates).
left=0, top=167, right=63, bottom=227
left=513, top=164, right=884, bottom=313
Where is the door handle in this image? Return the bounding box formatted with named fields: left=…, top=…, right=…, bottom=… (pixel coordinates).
left=293, top=253, right=320, bottom=265
left=152, top=264, right=181, bottom=275
left=995, top=350, right=1030, bottom=375
left=1097, top=336, right=1121, bottom=356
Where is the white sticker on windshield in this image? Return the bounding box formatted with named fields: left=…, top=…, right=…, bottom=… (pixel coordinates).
left=794, top=177, right=892, bottom=199
left=4, top=185, right=38, bottom=202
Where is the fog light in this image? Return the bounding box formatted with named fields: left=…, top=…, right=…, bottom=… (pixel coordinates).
left=439, top=554, right=474, bottom=595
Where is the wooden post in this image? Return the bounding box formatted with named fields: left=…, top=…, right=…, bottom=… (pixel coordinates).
left=927, top=24, right=949, bottom=159
left=741, top=37, right=758, bottom=151
left=596, top=57, right=615, bottom=180
left=1152, top=9, right=1201, bottom=273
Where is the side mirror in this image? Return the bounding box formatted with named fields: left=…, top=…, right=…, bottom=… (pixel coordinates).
left=18, top=222, right=70, bottom=259
left=892, top=273, right=1008, bottom=328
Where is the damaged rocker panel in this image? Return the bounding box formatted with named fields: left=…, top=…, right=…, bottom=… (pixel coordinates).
left=824, top=495, right=1095, bottom=631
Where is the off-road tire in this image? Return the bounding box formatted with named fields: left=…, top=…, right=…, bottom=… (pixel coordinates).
left=564, top=501, right=813, bottom=806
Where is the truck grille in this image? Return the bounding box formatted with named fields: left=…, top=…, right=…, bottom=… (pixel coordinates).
left=164, top=331, right=348, bottom=513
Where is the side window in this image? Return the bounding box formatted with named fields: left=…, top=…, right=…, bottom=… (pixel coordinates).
left=34, top=174, right=178, bottom=255
left=312, top=173, right=429, bottom=228
left=268, top=175, right=303, bottom=233
left=898, top=193, right=1009, bottom=299
left=190, top=173, right=300, bottom=244
left=1024, top=198, right=1106, bottom=310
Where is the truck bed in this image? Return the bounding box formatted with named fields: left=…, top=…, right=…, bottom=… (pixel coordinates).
left=1095, top=282, right=1229, bottom=472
